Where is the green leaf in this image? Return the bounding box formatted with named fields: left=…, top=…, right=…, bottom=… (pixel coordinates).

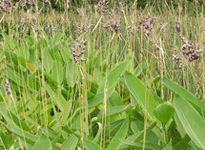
left=51, top=33, right=63, bottom=48
left=51, top=59, right=64, bottom=85
left=104, top=119, right=125, bottom=138
left=174, top=114, right=186, bottom=137
left=19, top=44, right=30, bottom=61
left=134, top=61, right=146, bottom=77
left=61, top=134, right=78, bottom=150
left=162, top=141, right=172, bottom=150
left=106, top=118, right=129, bottom=150
left=44, top=48, right=54, bottom=72
left=119, top=139, right=162, bottom=150
left=8, top=125, right=38, bottom=143
left=163, top=77, right=202, bottom=110
left=88, top=89, right=115, bottom=108
left=153, top=102, right=175, bottom=124
left=61, top=100, right=73, bottom=124
left=31, top=133, right=52, bottom=150
left=97, top=60, right=130, bottom=94
left=2, top=33, right=16, bottom=50
left=27, top=74, right=40, bottom=91
left=93, top=67, right=104, bottom=85
left=125, top=72, right=160, bottom=119
left=65, top=60, right=77, bottom=87
left=3, top=67, right=25, bottom=88
left=0, top=102, right=30, bottom=131
left=97, top=105, right=130, bottom=120
left=120, top=121, right=157, bottom=149
left=174, top=96, right=205, bottom=149
left=109, top=91, right=124, bottom=106
left=84, top=139, right=105, bottom=150
left=46, top=84, right=66, bottom=111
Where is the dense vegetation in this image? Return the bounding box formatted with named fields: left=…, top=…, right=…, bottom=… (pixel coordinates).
left=0, top=0, right=205, bottom=149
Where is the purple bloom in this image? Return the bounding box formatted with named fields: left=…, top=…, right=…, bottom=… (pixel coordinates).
left=138, top=15, right=157, bottom=38
left=110, top=23, right=121, bottom=33
left=175, top=22, right=181, bottom=33
left=146, top=32, right=151, bottom=37
left=5, top=78, right=15, bottom=102
left=150, top=17, right=157, bottom=25
left=189, top=53, right=200, bottom=62
left=71, top=39, right=87, bottom=63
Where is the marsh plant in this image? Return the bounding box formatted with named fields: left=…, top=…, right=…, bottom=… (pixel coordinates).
left=0, top=0, right=205, bottom=150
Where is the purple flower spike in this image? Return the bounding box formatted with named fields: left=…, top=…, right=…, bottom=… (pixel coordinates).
left=146, top=32, right=151, bottom=37
left=71, top=38, right=87, bottom=63
left=175, top=22, right=181, bottom=33
left=150, top=17, right=157, bottom=25
left=138, top=15, right=157, bottom=38
left=5, top=78, right=15, bottom=102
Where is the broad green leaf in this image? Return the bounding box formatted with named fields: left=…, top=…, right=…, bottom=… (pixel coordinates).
left=52, top=143, right=61, bottom=150
left=66, top=60, right=77, bottom=87
left=51, top=33, right=63, bottom=48
left=19, top=44, right=30, bottom=61
left=60, top=46, right=72, bottom=63
left=2, top=33, right=16, bottom=50
left=109, top=91, right=124, bottom=106
left=163, top=77, right=202, bottom=110
left=0, top=102, right=30, bottom=131
left=0, top=133, right=12, bottom=148
left=3, top=67, right=25, bottom=88
left=31, top=133, right=52, bottom=150
left=8, top=125, right=38, bottom=142
left=125, top=72, right=160, bottom=119
left=97, top=60, right=130, bottom=94
left=61, top=100, right=72, bottom=124
left=106, top=118, right=129, bottom=150
left=84, top=139, right=105, bottom=150
left=27, top=74, right=40, bottom=91
left=97, top=105, right=130, bottom=120
left=174, top=96, right=205, bottom=149
left=44, top=48, right=54, bottom=72
left=61, top=134, right=78, bottom=150
left=44, top=71, right=58, bottom=85
left=51, top=59, right=64, bottom=85
left=174, top=114, right=186, bottom=137
left=174, top=134, right=190, bottom=150
left=104, top=119, right=125, bottom=138
left=129, top=120, right=157, bottom=139
left=93, top=67, right=104, bottom=85
left=119, top=139, right=162, bottom=150
left=134, top=61, right=146, bottom=77
left=88, top=89, right=115, bottom=108
left=46, top=84, right=66, bottom=111
left=61, top=125, right=81, bottom=139
left=162, top=141, right=172, bottom=150
left=153, top=102, right=175, bottom=124
left=120, top=120, right=157, bottom=149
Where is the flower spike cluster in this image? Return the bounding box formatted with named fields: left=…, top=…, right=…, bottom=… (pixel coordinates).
left=172, top=22, right=202, bottom=69
left=138, top=16, right=157, bottom=37
left=71, top=39, right=87, bottom=63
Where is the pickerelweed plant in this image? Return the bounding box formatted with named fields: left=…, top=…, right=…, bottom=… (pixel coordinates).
left=71, top=37, right=89, bottom=148
left=173, top=21, right=202, bottom=69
